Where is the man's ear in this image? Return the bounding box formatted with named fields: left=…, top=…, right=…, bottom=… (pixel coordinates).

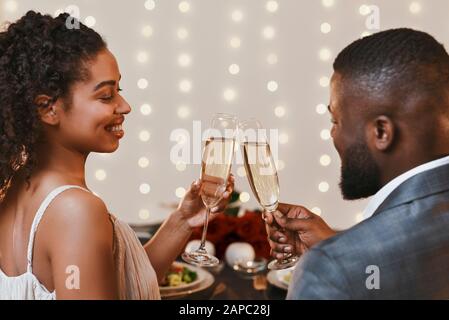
left=35, top=95, right=60, bottom=125
left=366, top=115, right=395, bottom=152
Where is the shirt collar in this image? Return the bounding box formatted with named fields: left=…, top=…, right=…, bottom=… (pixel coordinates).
left=363, top=155, right=449, bottom=220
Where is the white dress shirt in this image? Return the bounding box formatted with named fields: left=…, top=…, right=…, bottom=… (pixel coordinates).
left=363, top=155, right=449, bottom=220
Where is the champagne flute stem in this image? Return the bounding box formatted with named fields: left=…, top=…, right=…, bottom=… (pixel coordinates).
left=198, top=207, right=211, bottom=252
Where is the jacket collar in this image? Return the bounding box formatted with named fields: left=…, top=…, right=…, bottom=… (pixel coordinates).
left=373, top=162, right=449, bottom=216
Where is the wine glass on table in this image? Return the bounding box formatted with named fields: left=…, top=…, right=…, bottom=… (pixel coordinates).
left=239, top=119, right=299, bottom=270
left=182, top=113, right=238, bottom=267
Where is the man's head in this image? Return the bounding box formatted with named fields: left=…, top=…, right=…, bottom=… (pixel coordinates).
left=329, top=28, right=449, bottom=200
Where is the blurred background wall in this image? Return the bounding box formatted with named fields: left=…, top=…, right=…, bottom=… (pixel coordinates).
left=1, top=0, right=448, bottom=229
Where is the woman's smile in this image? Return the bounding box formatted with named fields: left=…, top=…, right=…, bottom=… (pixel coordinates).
left=105, top=123, right=124, bottom=139
left=104, top=116, right=125, bottom=139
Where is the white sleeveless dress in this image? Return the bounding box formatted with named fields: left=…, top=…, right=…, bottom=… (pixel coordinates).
left=0, top=185, right=161, bottom=300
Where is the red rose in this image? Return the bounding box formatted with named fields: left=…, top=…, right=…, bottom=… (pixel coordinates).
left=188, top=210, right=271, bottom=260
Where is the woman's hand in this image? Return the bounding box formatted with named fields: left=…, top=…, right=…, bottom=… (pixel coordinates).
left=177, top=174, right=235, bottom=229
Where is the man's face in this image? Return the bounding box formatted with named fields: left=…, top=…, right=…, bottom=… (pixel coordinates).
left=329, top=73, right=382, bottom=200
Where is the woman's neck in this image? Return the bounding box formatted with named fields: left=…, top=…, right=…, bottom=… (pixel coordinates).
left=33, top=142, right=88, bottom=187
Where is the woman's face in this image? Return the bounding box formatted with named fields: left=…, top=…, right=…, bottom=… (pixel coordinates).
left=54, top=49, right=131, bottom=154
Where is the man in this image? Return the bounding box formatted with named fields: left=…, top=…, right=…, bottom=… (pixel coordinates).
left=266, top=28, right=449, bottom=299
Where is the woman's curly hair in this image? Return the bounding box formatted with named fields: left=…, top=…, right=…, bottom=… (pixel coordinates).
left=0, top=11, right=106, bottom=200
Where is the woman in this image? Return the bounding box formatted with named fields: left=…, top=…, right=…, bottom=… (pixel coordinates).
left=0, top=11, right=233, bottom=299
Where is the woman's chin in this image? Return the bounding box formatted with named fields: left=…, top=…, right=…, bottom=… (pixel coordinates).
left=94, top=141, right=120, bottom=153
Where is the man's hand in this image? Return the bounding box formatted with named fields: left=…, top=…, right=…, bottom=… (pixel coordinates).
left=265, top=203, right=337, bottom=260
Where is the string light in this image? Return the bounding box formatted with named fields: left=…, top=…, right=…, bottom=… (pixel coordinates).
left=177, top=106, right=191, bottom=118
left=316, top=103, right=327, bottom=115
left=230, top=37, right=241, bottom=48
left=319, top=76, right=330, bottom=87
left=144, top=0, right=156, bottom=11
left=320, top=22, right=332, bottom=34
left=139, top=130, right=151, bottom=142
left=4, top=0, right=18, bottom=12
left=179, top=79, right=192, bottom=93
left=176, top=161, right=187, bottom=171
left=320, top=129, right=331, bottom=140
left=178, top=1, right=191, bottom=13
left=228, top=64, right=240, bottom=75
left=320, top=154, right=332, bottom=166
left=279, top=133, right=289, bottom=144
left=262, top=26, right=275, bottom=39
left=142, top=25, right=154, bottom=38
left=267, top=81, right=279, bottom=92
left=176, top=187, right=186, bottom=198
left=223, top=88, right=237, bottom=102
left=140, top=104, right=152, bottom=115
left=319, top=48, right=332, bottom=61
left=266, top=1, right=279, bottom=13
left=231, top=10, right=243, bottom=22
left=409, top=2, right=422, bottom=14
left=139, top=183, right=151, bottom=194
left=84, top=16, right=96, bottom=27
left=359, top=4, right=371, bottom=16
left=318, top=181, right=330, bottom=192
left=240, top=192, right=250, bottom=203
left=178, top=53, right=192, bottom=67
left=321, top=0, right=335, bottom=8
left=137, top=51, right=149, bottom=63
left=95, top=169, right=107, bottom=181
left=138, top=157, right=150, bottom=168
left=139, top=209, right=150, bottom=220
left=274, top=106, right=286, bottom=118
left=137, top=78, right=149, bottom=89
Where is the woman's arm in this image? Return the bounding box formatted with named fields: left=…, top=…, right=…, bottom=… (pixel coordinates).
left=144, top=175, right=234, bottom=282
left=143, top=208, right=192, bottom=283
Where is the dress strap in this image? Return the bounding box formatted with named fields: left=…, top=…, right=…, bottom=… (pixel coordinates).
left=26, top=185, right=91, bottom=273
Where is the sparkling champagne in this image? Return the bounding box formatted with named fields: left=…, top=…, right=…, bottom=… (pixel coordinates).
left=243, top=142, right=280, bottom=212
left=201, top=137, right=235, bottom=207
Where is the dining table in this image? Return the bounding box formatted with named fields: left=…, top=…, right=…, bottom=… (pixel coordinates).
left=163, top=260, right=288, bottom=300
left=137, top=225, right=289, bottom=300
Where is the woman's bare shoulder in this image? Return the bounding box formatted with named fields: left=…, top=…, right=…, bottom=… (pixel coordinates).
left=40, top=188, right=113, bottom=248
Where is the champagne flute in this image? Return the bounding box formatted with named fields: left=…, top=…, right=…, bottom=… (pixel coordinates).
left=182, top=113, right=238, bottom=267
left=239, top=119, right=298, bottom=270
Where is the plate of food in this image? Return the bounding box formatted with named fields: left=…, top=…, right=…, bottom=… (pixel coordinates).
left=160, top=262, right=206, bottom=292
left=267, top=267, right=295, bottom=291
left=277, top=268, right=294, bottom=286
left=159, top=262, right=215, bottom=299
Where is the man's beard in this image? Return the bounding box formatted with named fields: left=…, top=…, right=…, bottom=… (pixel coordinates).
left=339, top=141, right=382, bottom=200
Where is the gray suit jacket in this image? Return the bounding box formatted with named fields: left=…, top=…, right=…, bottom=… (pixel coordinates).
left=287, top=163, right=449, bottom=299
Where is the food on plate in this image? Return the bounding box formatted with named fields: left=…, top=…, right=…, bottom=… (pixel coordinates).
left=161, top=263, right=198, bottom=287
left=282, top=271, right=292, bottom=284
left=276, top=268, right=294, bottom=287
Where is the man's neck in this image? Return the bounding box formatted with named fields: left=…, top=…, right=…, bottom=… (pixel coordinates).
left=380, top=152, right=449, bottom=188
